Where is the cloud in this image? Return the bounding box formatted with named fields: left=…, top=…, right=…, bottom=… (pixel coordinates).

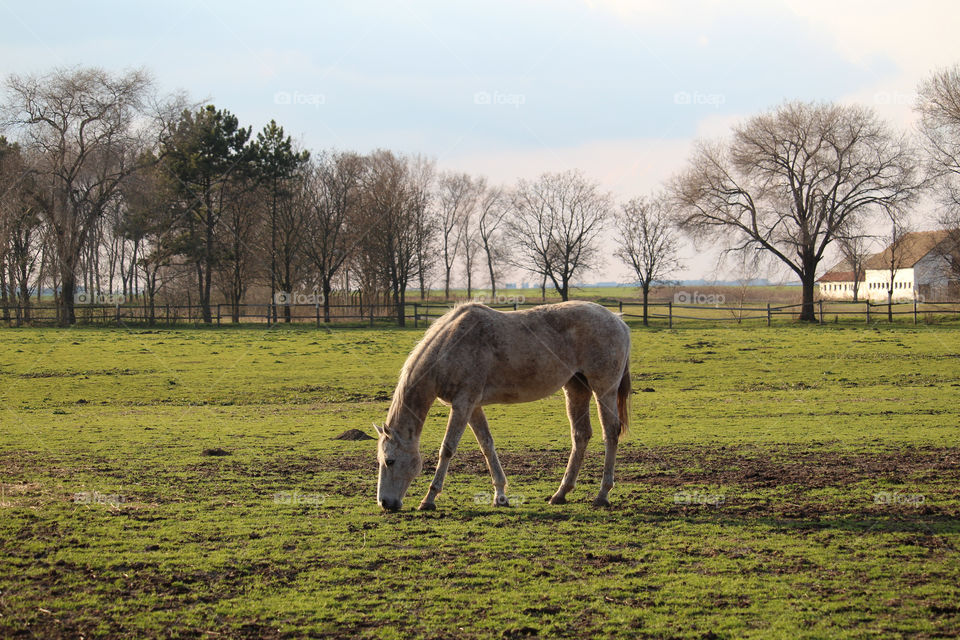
left=444, top=136, right=693, bottom=198
left=782, top=1, right=960, bottom=75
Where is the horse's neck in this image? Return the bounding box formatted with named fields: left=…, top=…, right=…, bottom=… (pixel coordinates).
left=387, top=374, right=436, bottom=441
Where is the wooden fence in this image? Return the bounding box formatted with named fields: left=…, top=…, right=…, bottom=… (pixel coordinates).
left=3, top=298, right=960, bottom=328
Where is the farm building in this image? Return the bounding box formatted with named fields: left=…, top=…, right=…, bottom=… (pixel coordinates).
left=818, top=229, right=959, bottom=302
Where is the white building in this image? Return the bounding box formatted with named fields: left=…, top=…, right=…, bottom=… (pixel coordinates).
left=818, top=230, right=957, bottom=302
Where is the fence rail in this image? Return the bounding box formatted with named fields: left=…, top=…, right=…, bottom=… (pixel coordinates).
left=3, top=297, right=960, bottom=328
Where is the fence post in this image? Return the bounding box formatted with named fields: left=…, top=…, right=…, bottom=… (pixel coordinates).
left=866, top=301, right=870, bottom=324
left=767, top=303, right=771, bottom=327
left=514, top=301, right=518, bottom=311
left=316, top=303, right=321, bottom=328
left=618, top=299, right=623, bottom=314
left=818, top=300, right=823, bottom=325
left=413, top=303, right=418, bottom=328
left=369, top=305, right=374, bottom=327
left=266, top=304, right=270, bottom=326
left=115, top=304, right=121, bottom=326
left=668, top=301, right=673, bottom=329
left=216, top=304, right=221, bottom=326
left=914, top=298, right=918, bottom=325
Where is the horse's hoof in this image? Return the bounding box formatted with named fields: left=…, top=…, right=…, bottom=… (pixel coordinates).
left=418, top=502, right=436, bottom=511
left=548, top=495, right=566, bottom=505
left=592, top=497, right=611, bottom=508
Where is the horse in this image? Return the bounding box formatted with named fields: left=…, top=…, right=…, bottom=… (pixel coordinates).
left=375, top=300, right=632, bottom=511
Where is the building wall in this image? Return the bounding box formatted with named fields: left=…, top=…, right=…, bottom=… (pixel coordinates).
left=863, top=267, right=917, bottom=302
left=914, top=252, right=953, bottom=300
left=818, top=280, right=867, bottom=300
left=819, top=268, right=917, bottom=302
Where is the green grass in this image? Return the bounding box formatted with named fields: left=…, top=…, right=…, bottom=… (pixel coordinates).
left=1, top=323, right=958, bottom=638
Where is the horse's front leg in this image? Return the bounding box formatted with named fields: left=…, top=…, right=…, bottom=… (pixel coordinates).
left=468, top=406, right=509, bottom=506
left=419, top=403, right=471, bottom=511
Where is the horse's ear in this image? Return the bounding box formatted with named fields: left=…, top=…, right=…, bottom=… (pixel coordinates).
left=373, top=422, right=385, bottom=437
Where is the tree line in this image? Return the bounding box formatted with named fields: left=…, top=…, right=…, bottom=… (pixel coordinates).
left=3, top=65, right=960, bottom=326
left=0, top=68, right=622, bottom=327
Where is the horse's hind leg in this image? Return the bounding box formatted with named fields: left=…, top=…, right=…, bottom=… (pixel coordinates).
left=593, top=389, right=622, bottom=507
left=549, top=374, right=593, bottom=505
left=469, top=407, right=509, bottom=507
left=419, top=403, right=471, bottom=511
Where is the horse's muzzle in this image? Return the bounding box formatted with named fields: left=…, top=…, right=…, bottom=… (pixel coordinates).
left=379, top=498, right=401, bottom=512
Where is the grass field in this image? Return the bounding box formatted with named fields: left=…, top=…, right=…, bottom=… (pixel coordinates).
left=1, top=321, right=958, bottom=638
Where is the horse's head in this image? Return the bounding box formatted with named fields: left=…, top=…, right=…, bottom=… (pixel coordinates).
left=375, top=423, right=422, bottom=511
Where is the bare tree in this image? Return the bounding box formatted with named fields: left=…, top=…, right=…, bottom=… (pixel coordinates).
left=408, top=156, right=437, bottom=302
left=120, top=158, right=180, bottom=324
left=3, top=67, right=154, bottom=325
left=216, top=172, right=263, bottom=322
left=272, top=157, right=314, bottom=323
left=0, top=137, right=43, bottom=323
left=835, top=229, right=872, bottom=302
left=508, top=170, right=611, bottom=301
left=435, top=172, right=480, bottom=299
left=672, top=101, right=921, bottom=322
left=882, top=215, right=912, bottom=321
left=476, top=183, right=509, bottom=298
left=917, top=65, right=960, bottom=287
left=614, top=193, right=682, bottom=325
left=303, top=151, right=366, bottom=322
left=361, top=150, right=425, bottom=326
left=455, top=181, right=483, bottom=299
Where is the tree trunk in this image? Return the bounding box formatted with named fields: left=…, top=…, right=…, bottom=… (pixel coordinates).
left=202, top=217, right=214, bottom=323
left=270, top=184, right=278, bottom=323
left=18, top=276, right=31, bottom=323
left=395, top=286, right=406, bottom=328
left=322, top=278, right=332, bottom=323
left=418, top=268, right=427, bottom=301
left=147, top=285, right=156, bottom=326
left=486, top=250, right=496, bottom=299
left=194, top=258, right=204, bottom=323
left=0, top=269, right=10, bottom=323
left=642, top=283, right=650, bottom=326
left=799, top=275, right=817, bottom=322
left=282, top=260, right=292, bottom=323
left=59, top=271, right=76, bottom=327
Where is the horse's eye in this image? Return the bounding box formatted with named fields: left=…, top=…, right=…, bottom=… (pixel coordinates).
left=385, top=459, right=395, bottom=467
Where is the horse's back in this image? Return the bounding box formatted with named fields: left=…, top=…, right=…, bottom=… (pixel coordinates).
left=422, top=301, right=629, bottom=405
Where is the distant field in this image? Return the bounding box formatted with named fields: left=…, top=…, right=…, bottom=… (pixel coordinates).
left=436, top=284, right=805, bottom=305
left=1, top=323, right=958, bottom=638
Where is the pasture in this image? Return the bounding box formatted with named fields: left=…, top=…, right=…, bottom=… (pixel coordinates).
left=0, top=322, right=958, bottom=638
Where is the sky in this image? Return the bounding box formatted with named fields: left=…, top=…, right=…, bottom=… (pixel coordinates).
left=2, top=0, right=959, bottom=284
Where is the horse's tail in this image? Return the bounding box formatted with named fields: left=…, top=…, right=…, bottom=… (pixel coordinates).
left=617, top=360, right=631, bottom=439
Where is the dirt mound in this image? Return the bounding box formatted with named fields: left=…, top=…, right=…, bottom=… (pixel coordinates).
left=334, top=429, right=375, bottom=441
left=201, top=447, right=231, bottom=457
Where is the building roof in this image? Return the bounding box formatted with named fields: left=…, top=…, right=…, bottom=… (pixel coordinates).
left=863, top=229, right=951, bottom=270
left=818, top=230, right=955, bottom=283
left=818, top=270, right=856, bottom=283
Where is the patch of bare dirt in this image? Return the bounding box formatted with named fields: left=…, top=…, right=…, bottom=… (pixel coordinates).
left=334, top=429, right=375, bottom=441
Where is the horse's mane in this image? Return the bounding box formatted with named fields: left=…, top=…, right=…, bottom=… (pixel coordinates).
left=385, top=303, right=486, bottom=431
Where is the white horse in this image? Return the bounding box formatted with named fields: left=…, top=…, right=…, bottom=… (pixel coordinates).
left=375, top=301, right=631, bottom=511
